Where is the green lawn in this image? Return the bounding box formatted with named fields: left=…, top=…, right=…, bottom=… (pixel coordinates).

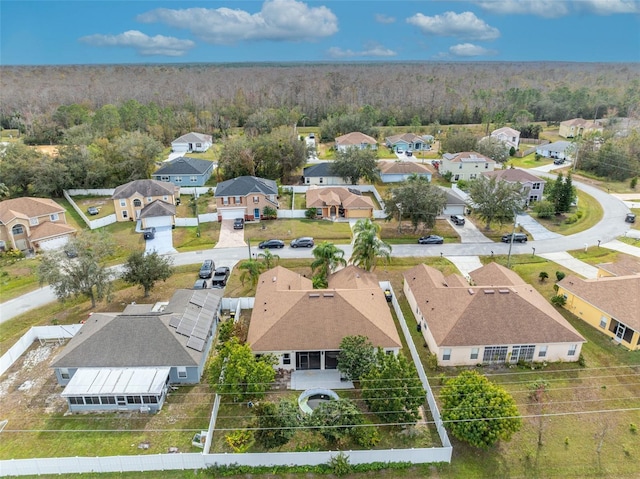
left=533, top=189, right=604, bottom=235
left=245, top=219, right=353, bottom=244
left=69, top=195, right=115, bottom=219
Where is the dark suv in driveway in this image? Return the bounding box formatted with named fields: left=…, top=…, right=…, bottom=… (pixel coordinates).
left=142, top=227, right=156, bottom=240
left=199, top=259, right=215, bottom=278
left=501, top=233, right=528, bottom=243
left=290, top=237, right=314, bottom=248
left=450, top=215, right=465, bottom=225
left=233, top=218, right=244, bottom=229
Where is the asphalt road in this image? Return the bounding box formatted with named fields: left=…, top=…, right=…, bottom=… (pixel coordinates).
left=1, top=175, right=636, bottom=324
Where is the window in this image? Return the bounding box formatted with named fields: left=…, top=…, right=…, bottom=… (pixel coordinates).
left=568, top=344, right=577, bottom=356
left=175, top=177, right=182, bottom=183
left=143, top=395, right=158, bottom=404
left=163, top=196, right=168, bottom=201
left=306, top=177, right=310, bottom=184
left=84, top=396, right=100, bottom=405
left=442, top=348, right=451, bottom=361
left=599, top=316, right=607, bottom=329
left=483, top=346, right=508, bottom=363
left=470, top=348, right=479, bottom=360
left=223, top=197, right=229, bottom=205
left=283, top=353, right=291, bottom=365
left=469, top=174, right=477, bottom=179
left=454, top=174, right=460, bottom=181
left=316, top=208, right=322, bottom=216
left=161, top=176, right=170, bottom=182
left=50, top=213, right=59, bottom=221
left=510, top=345, right=535, bottom=363
left=101, top=396, right=116, bottom=405
left=253, top=196, right=259, bottom=203
left=122, top=211, right=128, bottom=219
left=60, top=368, right=70, bottom=380
left=177, top=367, right=187, bottom=378
left=127, top=395, right=142, bottom=404
left=459, top=164, right=463, bottom=169
left=146, top=197, right=152, bottom=203
left=532, top=182, right=541, bottom=189
left=69, top=397, right=83, bottom=405
left=196, top=143, right=202, bottom=148
left=133, top=199, right=142, bottom=207
left=30, top=217, right=39, bottom=226
left=484, top=163, right=489, bottom=168
left=120, top=199, right=126, bottom=207
left=234, top=196, right=241, bottom=204
left=475, top=164, right=479, bottom=168
left=190, top=176, right=198, bottom=182
left=538, top=345, right=548, bottom=358
left=319, top=177, right=324, bottom=183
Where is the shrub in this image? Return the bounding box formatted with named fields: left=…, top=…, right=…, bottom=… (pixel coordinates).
left=538, top=271, right=549, bottom=282
left=329, top=452, right=352, bottom=476
left=551, top=295, right=567, bottom=306
left=509, top=146, right=516, bottom=156
left=555, top=271, right=566, bottom=281
left=630, top=423, right=638, bottom=434
left=631, top=177, right=637, bottom=189
left=533, top=200, right=555, bottom=219
left=305, top=207, right=317, bottom=219
left=262, top=206, right=277, bottom=219
left=225, top=430, right=253, bottom=453
left=352, top=424, right=380, bottom=448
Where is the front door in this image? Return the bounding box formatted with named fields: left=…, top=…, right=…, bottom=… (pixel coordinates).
left=296, top=352, right=321, bottom=370
left=15, top=239, right=28, bottom=250
left=615, top=323, right=626, bottom=342
left=253, top=208, right=260, bottom=219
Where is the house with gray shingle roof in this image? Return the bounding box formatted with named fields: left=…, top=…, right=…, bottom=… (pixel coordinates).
left=482, top=167, right=546, bottom=203
left=50, top=289, right=223, bottom=412
left=171, top=132, right=213, bottom=153
left=247, top=266, right=401, bottom=372
left=111, top=179, right=178, bottom=224
left=303, top=162, right=349, bottom=186
left=536, top=141, right=572, bottom=161
left=0, top=197, right=76, bottom=252
left=404, top=262, right=585, bottom=366
left=152, top=157, right=214, bottom=186
left=214, top=176, right=279, bottom=221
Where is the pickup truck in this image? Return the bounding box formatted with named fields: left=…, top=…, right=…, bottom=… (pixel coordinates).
left=211, top=266, right=230, bottom=288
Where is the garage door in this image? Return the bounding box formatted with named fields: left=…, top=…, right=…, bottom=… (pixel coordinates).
left=219, top=208, right=246, bottom=220
left=39, top=235, right=70, bottom=251
left=144, top=216, right=173, bottom=228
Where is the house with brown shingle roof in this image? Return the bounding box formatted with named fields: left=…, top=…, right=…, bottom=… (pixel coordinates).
left=482, top=168, right=546, bottom=203
left=559, top=118, right=603, bottom=138
left=404, top=262, right=585, bottom=366
left=111, top=179, right=178, bottom=225
left=440, top=151, right=496, bottom=182
left=0, top=197, right=76, bottom=252
left=247, top=265, right=401, bottom=371
left=335, top=132, right=377, bottom=153
left=557, top=262, right=640, bottom=350
left=305, top=186, right=374, bottom=219
left=377, top=161, right=434, bottom=183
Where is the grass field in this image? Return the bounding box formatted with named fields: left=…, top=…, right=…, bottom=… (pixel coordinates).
left=244, top=219, right=353, bottom=244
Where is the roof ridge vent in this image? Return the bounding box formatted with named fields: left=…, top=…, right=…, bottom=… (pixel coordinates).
left=468, top=289, right=475, bottom=295
left=309, top=293, right=320, bottom=298
left=484, top=289, right=495, bottom=294
left=498, top=289, right=510, bottom=294
left=323, top=293, right=334, bottom=297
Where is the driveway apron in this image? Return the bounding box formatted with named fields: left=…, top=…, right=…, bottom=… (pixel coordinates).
left=215, top=220, right=247, bottom=248
left=144, top=226, right=176, bottom=254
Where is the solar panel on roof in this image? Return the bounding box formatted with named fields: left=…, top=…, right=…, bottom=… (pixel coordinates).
left=192, top=317, right=213, bottom=339
left=177, top=315, right=197, bottom=336
left=186, top=336, right=206, bottom=352
left=168, top=314, right=181, bottom=328
left=190, top=290, right=207, bottom=307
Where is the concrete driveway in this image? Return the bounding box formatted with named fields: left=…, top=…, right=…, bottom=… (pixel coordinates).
left=215, top=220, right=247, bottom=248
left=451, top=217, right=494, bottom=243
left=145, top=226, right=176, bottom=254
left=516, top=213, right=562, bottom=241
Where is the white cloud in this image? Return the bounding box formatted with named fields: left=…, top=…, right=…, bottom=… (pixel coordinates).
left=375, top=13, right=396, bottom=24
left=407, top=11, right=500, bottom=41
left=327, top=43, right=397, bottom=59
left=79, top=30, right=194, bottom=56
left=449, top=43, right=496, bottom=57
left=578, top=0, right=640, bottom=15
left=475, top=0, right=639, bottom=17
left=137, top=0, right=338, bottom=44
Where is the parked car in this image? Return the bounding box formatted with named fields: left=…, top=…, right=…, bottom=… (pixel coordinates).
left=501, top=233, right=528, bottom=243
left=87, top=206, right=99, bottom=216
left=406, top=150, right=413, bottom=157
left=212, top=266, right=230, bottom=288
left=625, top=213, right=636, bottom=223
left=259, top=239, right=285, bottom=249
left=396, top=148, right=404, bottom=154
left=142, top=227, right=156, bottom=240
left=64, top=247, right=78, bottom=258
left=450, top=214, right=465, bottom=225
left=553, top=158, right=565, bottom=165
left=199, top=259, right=215, bottom=278
left=193, top=279, right=209, bottom=289
left=308, top=133, right=315, bottom=139
left=290, top=237, right=314, bottom=248
left=418, top=235, right=444, bottom=244
left=233, top=218, right=244, bottom=229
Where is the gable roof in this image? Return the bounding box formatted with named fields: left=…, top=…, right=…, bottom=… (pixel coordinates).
left=335, top=132, right=377, bottom=146
left=172, top=132, right=212, bottom=144
left=597, top=257, right=640, bottom=277
left=560, top=118, right=601, bottom=128
left=214, top=176, right=277, bottom=197
left=442, top=151, right=495, bottom=164
left=112, top=180, right=176, bottom=199
left=540, top=141, right=572, bottom=152
left=51, top=289, right=223, bottom=369
left=29, top=221, right=76, bottom=241
left=154, top=157, right=214, bottom=176
left=404, top=263, right=585, bottom=347
left=305, top=186, right=374, bottom=209
left=0, top=197, right=65, bottom=224
left=491, top=127, right=520, bottom=137
left=377, top=161, right=433, bottom=175
left=385, top=133, right=423, bottom=144
left=303, top=162, right=338, bottom=178
left=482, top=168, right=543, bottom=183
left=139, top=199, right=176, bottom=218
left=558, top=275, right=640, bottom=331
left=247, top=266, right=401, bottom=353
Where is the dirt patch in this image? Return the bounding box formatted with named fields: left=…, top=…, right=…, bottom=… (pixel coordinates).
left=34, top=145, right=59, bottom=157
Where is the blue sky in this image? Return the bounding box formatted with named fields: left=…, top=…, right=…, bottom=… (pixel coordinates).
left=1, top=0, right=639, bottom=65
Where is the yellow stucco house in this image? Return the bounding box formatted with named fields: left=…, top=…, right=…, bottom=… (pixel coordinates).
left=305, top=186, right=374, bottom=220
left=111, top=179, right=178, bottom=227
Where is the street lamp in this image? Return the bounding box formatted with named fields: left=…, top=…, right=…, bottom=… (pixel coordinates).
left=247, top=238, right=252, bottom=260
left=506, top=207, right=521, bottom=269
left=396, top=203, right=403, bottom=233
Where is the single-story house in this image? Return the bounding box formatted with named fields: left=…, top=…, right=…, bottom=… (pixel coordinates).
left=303, top=162, right=349, bottom=186
left=111, top=179, right=178, bottom=225
left=50, top=289, right=223, bottom=413
left=441, top=186, right=468, bottom=216
left=490, top=127, right=521, bottom=150
left=482, top=168, right=546, bottom=203
left=171, top=132, right=213, bottom=153
left=440, top=151, right=496, bottom=182
left=247, top=266, right=401, bottom=371
left=377, top=161, right=433, bottom=183
left=404, top=262, right=585, bottom=366
left=334, top=132, right=377, bottom=153
left=152, top=157, right=214, bottom=187
left=384, top=133, right=431, bottom=153
left=0, top=197, right=76, bottom=252
left=557, top=260, right=640, bottom=351
left=305, top=186, right=374, bottom=219
left=559, top=119, right=603, bottom=139
left=214, top=175, right=279, bottom=221
left=536, top=141, right=572, bottom=161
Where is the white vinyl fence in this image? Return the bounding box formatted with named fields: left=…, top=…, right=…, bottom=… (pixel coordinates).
left=63, top=190, right=117, bottom=230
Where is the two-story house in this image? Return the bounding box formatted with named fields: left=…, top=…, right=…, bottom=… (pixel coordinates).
left=152, top=157, right=214, bottom=187
left=0, top=197, right=76, bottom=252
left=111, top=180, right=178, bottom=227
left=334, top=132, right=377, bottom=153
left=559, top=118, right=603, bottom=139
left=490, top=127, right=520, bottom=150
left=440, top=151, right=496, bottom=182
left=214, top=176, right=279, bottom=221
left=482, top=168, right=546, bottom=203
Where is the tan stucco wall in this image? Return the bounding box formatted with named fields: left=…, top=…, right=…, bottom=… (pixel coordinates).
left=345, top=208, right=372, bottom=219
left=113, top=194, right=175, bottom=222
left=0, top=212, right=68, bottom=250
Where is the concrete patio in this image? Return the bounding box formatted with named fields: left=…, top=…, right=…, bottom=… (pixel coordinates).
left=290, top=369, right=354, bottom=391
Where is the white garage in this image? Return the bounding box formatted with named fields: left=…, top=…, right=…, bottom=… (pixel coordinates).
left=38, top=235, right=71, bottom=251
left=218, top=208, right=246, bottom=220
left=142, top=216, right=173, bottom=228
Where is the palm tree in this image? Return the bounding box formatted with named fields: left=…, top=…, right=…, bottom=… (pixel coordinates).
left=311, top=242, right=347, bottom=284
left=350, top=218, right=392, bottom=271
left=257, top=249, right=279, bottom=269
left=238, top=259, right=265, bottom=287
